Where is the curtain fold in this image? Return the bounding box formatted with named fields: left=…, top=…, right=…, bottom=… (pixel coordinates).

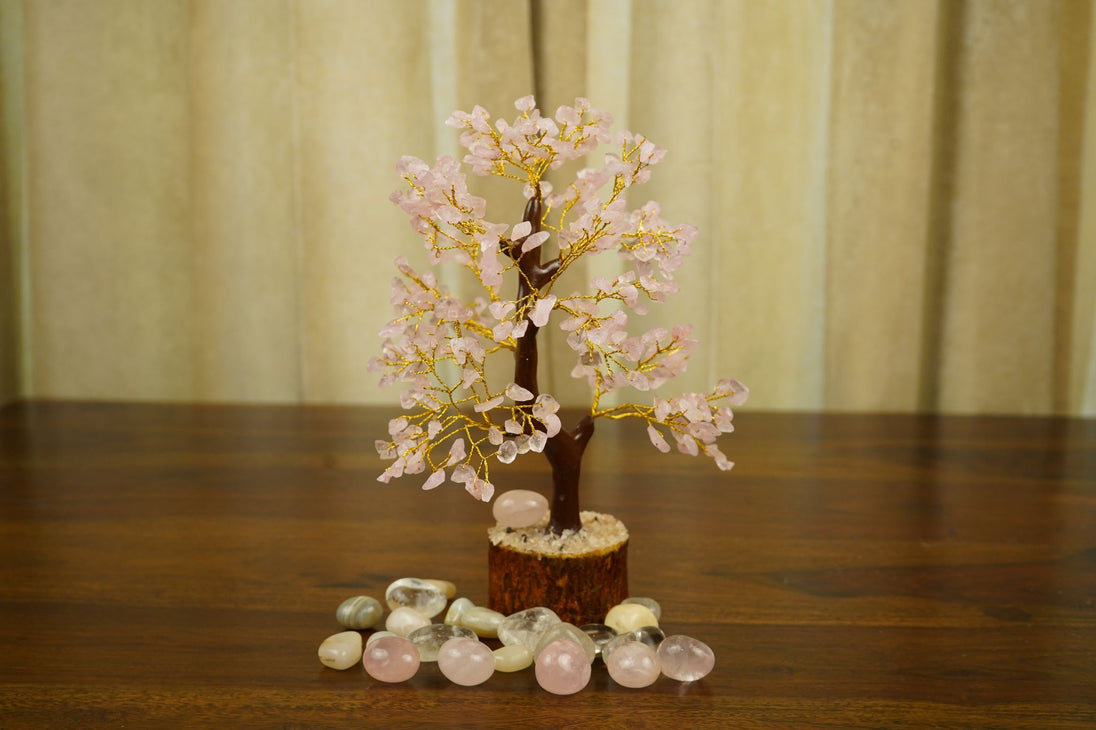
left=577, top=0, right=1096, bottom=414
left=189, top=0, right=300, bottom=402
left=1, top=0, right=1094, bottom=415
left=0, top=0, right=23, bottom=406
left=824, top=0, right=939, bottom=412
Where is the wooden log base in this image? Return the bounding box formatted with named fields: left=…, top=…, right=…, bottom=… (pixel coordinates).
left=487, top=514, right=629, bottom=626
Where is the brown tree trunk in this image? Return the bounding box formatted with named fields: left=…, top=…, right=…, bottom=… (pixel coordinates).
left=490, top=191, right=626, bottom=622
left=508, top=191, right=592, bottom=534
left=543, top=416, right=593, bottom=533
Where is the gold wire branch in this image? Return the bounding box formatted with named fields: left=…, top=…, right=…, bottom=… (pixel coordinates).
left=376, top=97, right=744, bottom=504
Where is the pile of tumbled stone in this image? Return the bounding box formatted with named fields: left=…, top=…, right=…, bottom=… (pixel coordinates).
left=317, top=577, right=715, bottom=694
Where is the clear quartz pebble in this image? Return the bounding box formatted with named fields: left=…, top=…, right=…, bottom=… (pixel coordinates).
left=657, top=634, right=715, bottom=682
left=579, top=623, right=618, bottom=660
left=622, top=596, right=662, bottom=621
left=607, top=641, right=661, bottom=688
left=491, top=489, right=549, bottom=528
left=408, top=623, right=477, bottom=662
left=385, top=577, right=448, bottom=618
left=498, top=607, right=561, bottom=650
left=335, top=595, right=383, bottom=630
left=631, top=625, right=666, bottom=649
left=317, top=630, right=363, bottom=670
left=533, top=622, right=597, bottom=664
left=366, top=630, right=396, bottom=647
left=459, top=606, right=506, bottom=638
left=535, top=639, right=592, bottom=695
left=437, top=637, right=495, bottom=686
left=444, top=597, right=475, bottom=626
left=601, top=631, right=639, bottom=662
left=424, top=578, right=457, bottom=599
left=493, top=644, right=533, bottom=672
left=385, top=606, right=431, bottom=637
left=602, top=627, right=665, bottom=661
left=362, top=635, right=421, bottom=683
left=604, top=603, right=659, bottom=634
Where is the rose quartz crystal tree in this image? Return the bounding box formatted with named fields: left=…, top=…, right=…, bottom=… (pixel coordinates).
left=371, top=96, right=747, bottom=534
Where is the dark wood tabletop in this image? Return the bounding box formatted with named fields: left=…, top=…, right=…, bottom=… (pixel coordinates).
left=1, top=401, right=1093, bottom=728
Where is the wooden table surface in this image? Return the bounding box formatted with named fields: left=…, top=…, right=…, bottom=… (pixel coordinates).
left=1, top=401, right=1094, bottom=728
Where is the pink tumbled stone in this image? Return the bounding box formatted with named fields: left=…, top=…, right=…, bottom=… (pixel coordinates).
left=534, top=639, right=591, bottom=695
left=362, top=635, right=420, bottom=683
left=657, top=635, right=715, bottom=682
left=606, top=641, right=661, bottom=688
left=492, top=489, right=549, bottom=528
left=437, top=637, right=495, bottom=686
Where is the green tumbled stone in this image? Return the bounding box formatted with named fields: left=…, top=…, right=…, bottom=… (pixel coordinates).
left=335, top=595, right=383, bottom=630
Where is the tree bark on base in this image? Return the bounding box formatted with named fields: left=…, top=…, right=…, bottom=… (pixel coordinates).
left=487, top=539, right=628, bottom=626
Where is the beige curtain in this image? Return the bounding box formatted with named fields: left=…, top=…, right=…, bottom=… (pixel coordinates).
left=2, top=0, right=1095, bottom=415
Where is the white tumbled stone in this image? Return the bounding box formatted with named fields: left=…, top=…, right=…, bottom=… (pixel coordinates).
left=318, top=630, right=363, bottom=670
left=386, top=606, right=431, bottom=637
left=444, top=597, right=475, bottom=626
left=622, top=596, right=662, bottom=621
left=493, top=644, right=533, bottom=672
left=459, top=606, right=506, bottom=638
left=604, top=603, right=659, bottom=634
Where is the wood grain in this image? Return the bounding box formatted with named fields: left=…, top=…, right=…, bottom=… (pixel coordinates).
left=487, top=536, right=628, bottom=625
left=1, top=402, right=1094, bottom=728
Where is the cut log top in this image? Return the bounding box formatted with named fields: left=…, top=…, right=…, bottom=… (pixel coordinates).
left=487, top=511, right=628, bottom=556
